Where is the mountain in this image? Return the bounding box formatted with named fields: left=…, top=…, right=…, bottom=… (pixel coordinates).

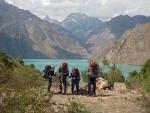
left=0, top=1, right=90, bottom=59
left=90, top=15, right=150, bottom=38
left=101, top=23, right=150, bottom=65
left=87, top=15, right=150, bottom=56
left=44, top=15, right=60, bottom=25
left=86, top=29, right=116, bottom=57
left=61, top=13, right=103, bottom=46
left=103, top=15, right=150, bottom=38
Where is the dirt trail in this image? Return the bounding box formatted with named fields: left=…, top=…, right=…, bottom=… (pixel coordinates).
left=49, top=86, right=143, bottom=113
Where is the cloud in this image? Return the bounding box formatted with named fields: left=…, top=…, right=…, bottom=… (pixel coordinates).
left=5, top=0, right=150, bottom=21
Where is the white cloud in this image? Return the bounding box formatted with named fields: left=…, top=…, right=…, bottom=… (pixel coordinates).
left=41, top=0, right=50, bottom=6
left=99, top=0, right=108, bottom=6
left=5, top=0, right=150, bottom=21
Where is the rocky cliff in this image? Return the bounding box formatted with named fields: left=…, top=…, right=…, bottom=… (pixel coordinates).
left=102, top=23, right=150, bottom=65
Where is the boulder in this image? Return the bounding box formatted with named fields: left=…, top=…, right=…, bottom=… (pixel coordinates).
left=114, top=82, right=127, bottom=93
left=96, top=77, right=111, bottom=90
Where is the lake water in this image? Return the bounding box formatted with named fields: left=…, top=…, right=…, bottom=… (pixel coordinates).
left=23, top=59, right=141, bottom=79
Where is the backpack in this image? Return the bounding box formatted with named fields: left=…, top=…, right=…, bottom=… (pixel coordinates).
left=88, top=68, right=97, bottom=79
left=61, top=62, right=69, bottom=77
left=89, top=61, right=99, bottom=78
left=71, top=67, right=80, bottom=80
left=43, top=65, right=51, bottom=78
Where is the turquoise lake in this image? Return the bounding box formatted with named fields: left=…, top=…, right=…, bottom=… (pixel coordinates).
left=23, top=59, right=141, bottom=79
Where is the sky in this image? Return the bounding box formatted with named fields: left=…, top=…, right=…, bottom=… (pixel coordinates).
left=5, top=0, right=150, bottom=21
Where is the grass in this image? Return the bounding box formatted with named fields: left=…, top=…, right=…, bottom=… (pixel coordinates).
left=68, top=101, right=91, bottom=113
left=0, top=51, right=54, bottom=113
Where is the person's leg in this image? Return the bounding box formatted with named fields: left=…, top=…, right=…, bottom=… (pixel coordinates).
left=48, top=77, right=52, bottom=93
left=59, top=77, right=62, bottom=93
left=63, top=77, right=67, bottom=94
left=71, top=80, right=75, bottom=94
left=88, top=79, right=92, bottom=95
left=93, top=79, right=96, bottom=96
left=76, top=80, right=79, bottom=94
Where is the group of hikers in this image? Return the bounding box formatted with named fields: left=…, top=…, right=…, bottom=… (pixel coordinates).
left=42, top=60, right=100, bottom=96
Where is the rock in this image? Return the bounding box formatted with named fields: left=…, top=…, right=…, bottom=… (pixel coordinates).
left=114, top=82, right=127, bottom=93
left=96, top=77, right=111, bottom=90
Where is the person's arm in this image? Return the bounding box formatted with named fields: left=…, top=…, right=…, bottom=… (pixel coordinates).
left=67, top=69, right=69, bottom=77
left=87, top=69, right=89, bottom=77
left=78, top=71, right=81, bottom=81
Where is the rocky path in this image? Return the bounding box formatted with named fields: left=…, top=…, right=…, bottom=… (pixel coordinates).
left=49, top=86, right=143, bottom=113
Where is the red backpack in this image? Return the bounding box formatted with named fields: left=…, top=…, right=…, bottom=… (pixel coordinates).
left=62, top=62, right=68, bottom=69
left=89, top=61, right=97, bottom=69
left=61, top=62, right=69, bottom=76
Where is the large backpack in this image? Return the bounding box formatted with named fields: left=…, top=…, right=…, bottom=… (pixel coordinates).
left=71, top=67, right=80, bottom=80
left=61, top=62, right=69, bottom=77
left=89, top=61, right=100, bottom=78
left=43, top=65, right=51, bottom=78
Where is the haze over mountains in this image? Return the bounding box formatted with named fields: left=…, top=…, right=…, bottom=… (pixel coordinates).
left=0, top=0, right=150, bottom=63
left=0, top=1, right=89, bottom=59
left=45, top=12, right=150, bottom=58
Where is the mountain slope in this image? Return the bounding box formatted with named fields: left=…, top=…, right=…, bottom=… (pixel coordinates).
left=90, top=15, right=150, bottom=38
left=61, top=13, right=103, bottom=46
left=101, top=23, right=150, bottom=65
left=86, top=29, right=116, bottom=57
left=87, top=15, right=150, bottom=57
left=0, top=1, right=90, bottom=58
left=44, top=15, right=60, bottom=25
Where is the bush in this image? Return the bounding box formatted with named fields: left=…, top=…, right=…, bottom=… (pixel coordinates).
left=102, top=57, right=109, bottom=67
left=81, top=71, right=88, bottom=83
left=68, top=101, right=91, bottom=113
left=0, top=89, right=53, bottom=113
left=106, top=65, right=125, bottom=85
left=0, top=51, right=53, bottom=113
left=126, top=59, right=150, bottom=113
left=126, top=70, right=141, bottom=89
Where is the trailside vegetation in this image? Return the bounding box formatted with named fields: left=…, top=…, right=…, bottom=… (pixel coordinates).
left=0, top=51, right=53, bottom=113
left=126, top=59, right=150, bottom=113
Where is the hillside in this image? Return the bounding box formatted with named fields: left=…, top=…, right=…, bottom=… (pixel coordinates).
left=101, top=23, right=150, bottom=65
left=61, top=13, right=103, bottom=46
left=0, top=1, right=89, bottom=59
left=61, top=14, right=150, bottom=56
left=87, top=15, right=150, bottom=56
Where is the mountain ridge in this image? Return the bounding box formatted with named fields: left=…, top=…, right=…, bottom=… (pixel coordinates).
left=101, top=23, right=150, bottom=65
left=0, top=2, right=90, bottom=59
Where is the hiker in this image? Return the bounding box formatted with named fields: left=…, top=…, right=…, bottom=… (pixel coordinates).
left=70, top=67, right=80, bottom=94
left=58, top=62, right=69, bottom=94
left=87, top=60, right=100, bottom=96
left=43, top=65, right=55, bottom=93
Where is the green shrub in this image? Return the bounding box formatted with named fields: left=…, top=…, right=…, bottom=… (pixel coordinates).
left=126, top=59, right=150, bottom=113
left=126, top=70, right=141, bottom=89
left=102, top=57, right=109, bottom=67
left=0, top=51, right=52, bottom=113
left=81, top=71, right=88, bottom=83
left=0, top=89, right=53, bottom=113
left=68, top=101, right=91, bottom=113
left=106, top=65, right=125, bottom=85
left=140, top=59, right=150, bottom=94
